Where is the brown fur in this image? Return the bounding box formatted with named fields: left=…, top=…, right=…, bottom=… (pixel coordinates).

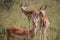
left=7, top=25, right=37, bottom=40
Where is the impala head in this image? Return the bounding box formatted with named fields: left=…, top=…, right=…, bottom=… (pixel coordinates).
left=33, top=17, right=39, bottom=27
left=39, top=4, right=47, bottom=17
left=39, top=10, right=45, bottom=17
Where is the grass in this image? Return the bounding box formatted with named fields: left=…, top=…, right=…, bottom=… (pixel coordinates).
left=0, top=0, right=60, bottom=40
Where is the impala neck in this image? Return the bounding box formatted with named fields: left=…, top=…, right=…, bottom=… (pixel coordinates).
left=31, top=25, right=37, bottom=35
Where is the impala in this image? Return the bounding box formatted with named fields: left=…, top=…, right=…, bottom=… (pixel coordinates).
left=39, top=5, right=50, bottom=40
left=21, top=2, right=39, bottom=28
left=7, top=17, right=39, bottom=40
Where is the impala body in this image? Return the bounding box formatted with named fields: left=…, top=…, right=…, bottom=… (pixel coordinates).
left=39, top=10, right=50, bottom=40
left=7, top=26, right=37, bottom=40
left=39, top=10, right=50, bottom=29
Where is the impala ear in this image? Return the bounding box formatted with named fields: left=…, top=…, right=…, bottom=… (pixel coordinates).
left=39, top=4, right=47, bottom=10
left=43, top=4, right=47, bottom=10
left=20, top=2, right=23, bottom=7
left=40, top=4, right=44, bottom=10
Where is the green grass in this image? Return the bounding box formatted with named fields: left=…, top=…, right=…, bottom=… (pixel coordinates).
left=0, top=0, right=60, bottom=40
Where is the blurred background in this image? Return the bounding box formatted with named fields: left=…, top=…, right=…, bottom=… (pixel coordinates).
left=0, top=0, right=60, bottom=40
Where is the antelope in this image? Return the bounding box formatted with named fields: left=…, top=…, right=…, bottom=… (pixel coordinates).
left=7, top=17, right=39, bottom=40
left=21, top=2, right=39, bottom=28
left=39, top=5, right=50, bottom=40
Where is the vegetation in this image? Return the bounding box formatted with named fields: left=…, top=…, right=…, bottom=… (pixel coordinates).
left=0, top=0, right=15, bottom=10
left=0, top=0, right=60, bottom=40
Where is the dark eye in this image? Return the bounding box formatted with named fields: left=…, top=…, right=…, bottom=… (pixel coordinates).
left=40, top=12, right=42, bottom=13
